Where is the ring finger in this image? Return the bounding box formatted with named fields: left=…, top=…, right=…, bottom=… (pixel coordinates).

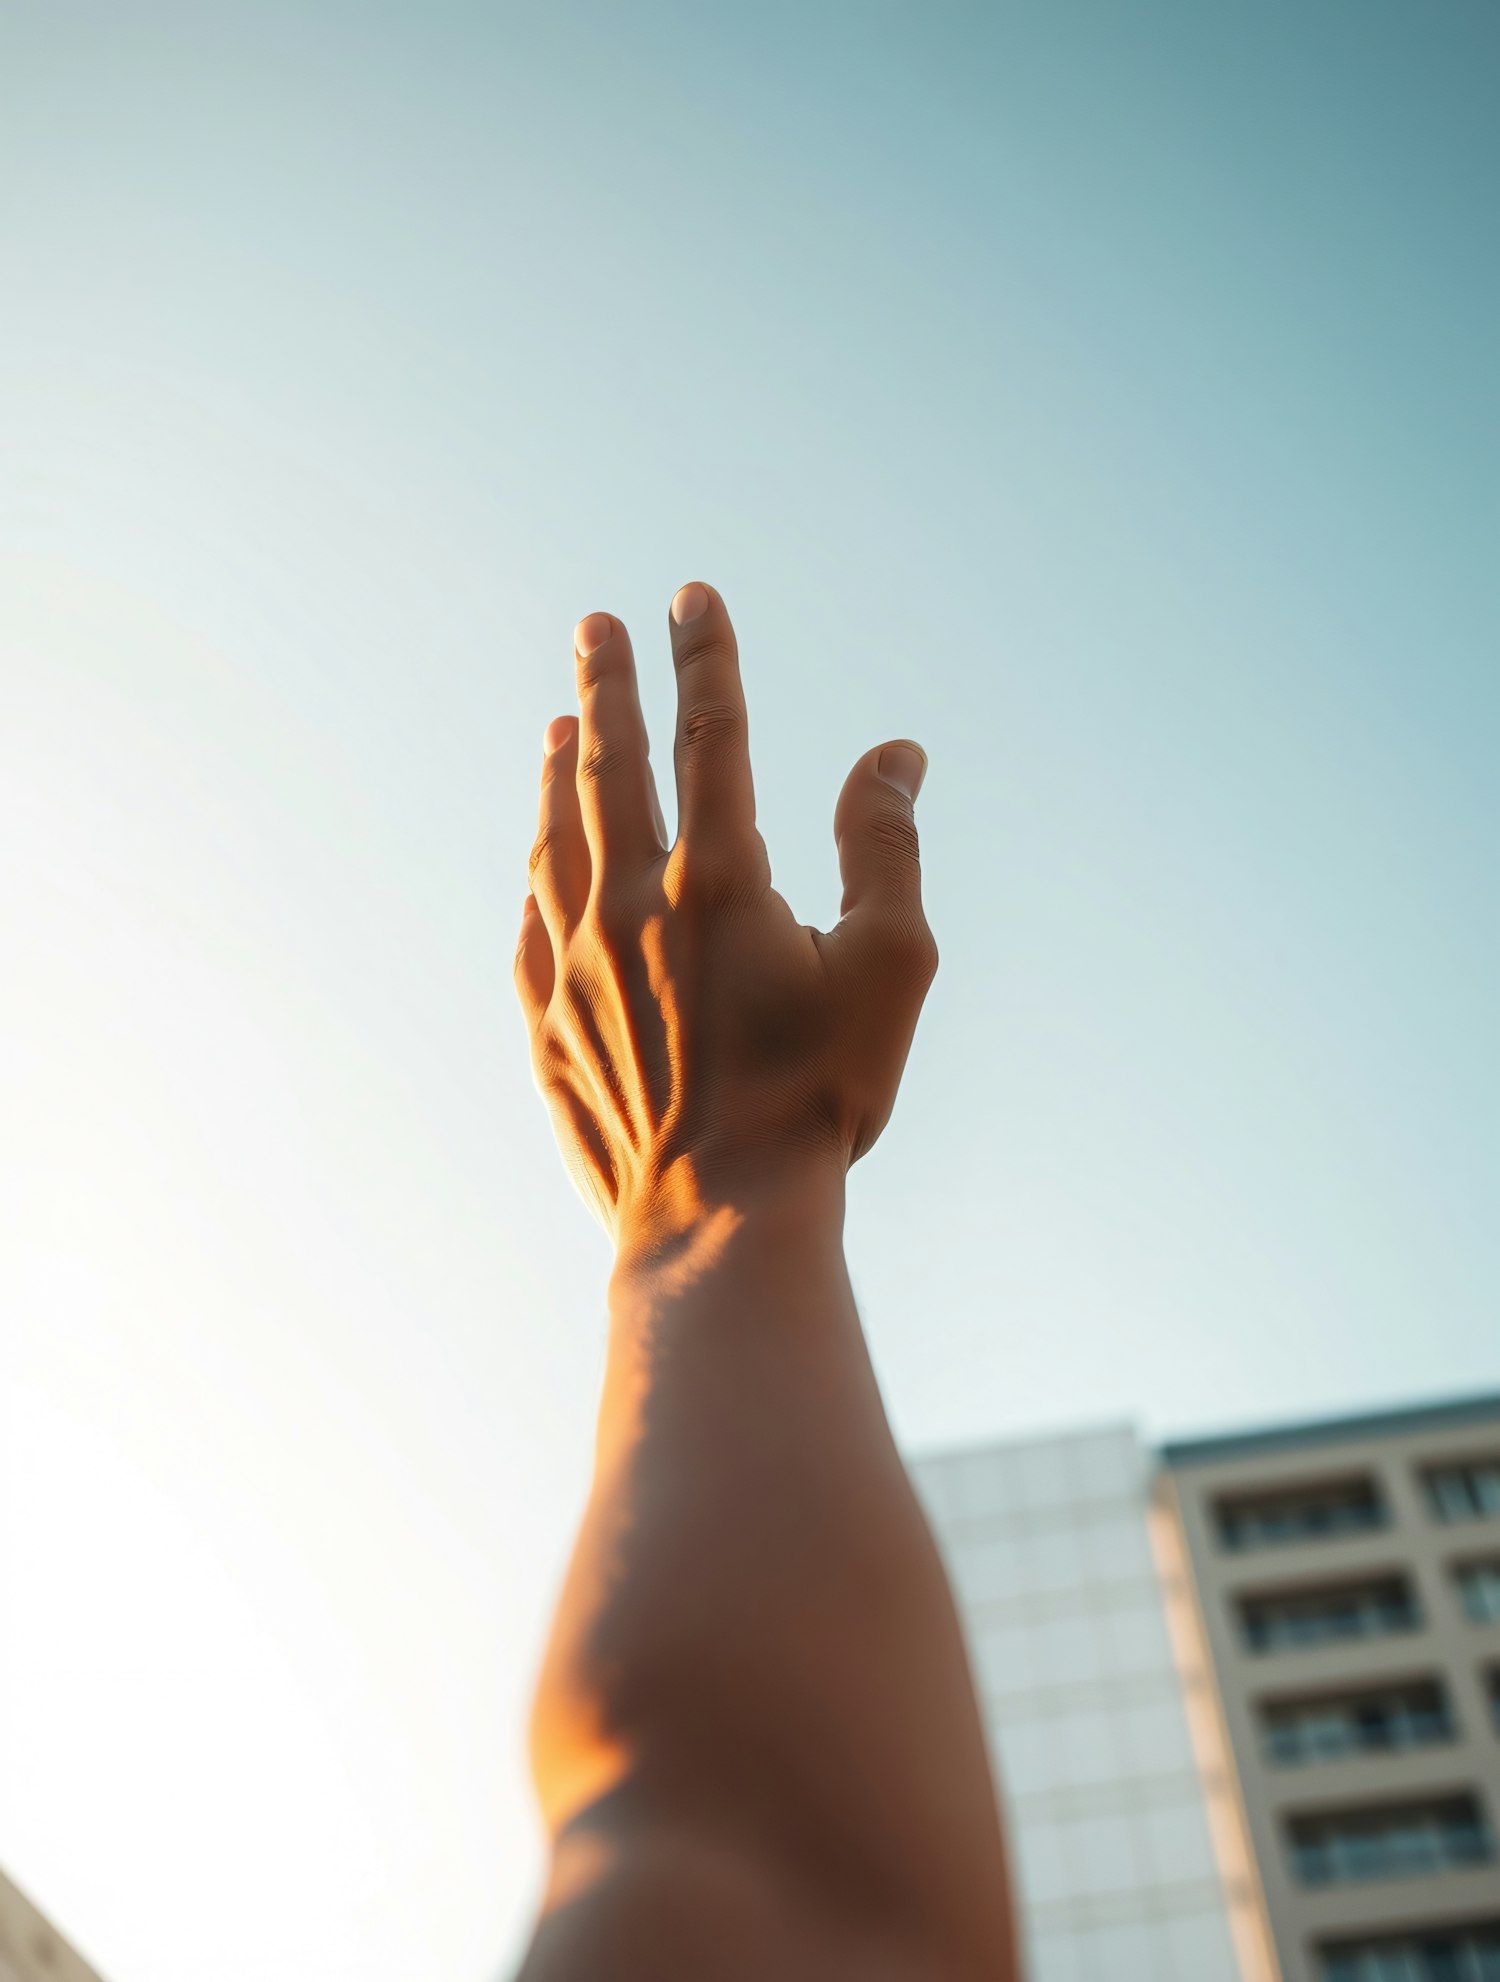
left=529, top=715, right=590, bottom=942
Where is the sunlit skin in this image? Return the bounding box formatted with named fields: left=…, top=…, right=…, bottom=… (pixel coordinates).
left=512, top=582, right=1019, bottom=1981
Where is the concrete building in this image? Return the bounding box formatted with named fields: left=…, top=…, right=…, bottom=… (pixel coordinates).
left=913, top=1391, right=1500, bottom=1982
left=1162, top=1393, right=1500, bottom=1982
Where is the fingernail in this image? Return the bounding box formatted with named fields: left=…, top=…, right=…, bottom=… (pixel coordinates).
left=671, top=582, right=709, bottom=626
left=544, top=715, right=573, bottom=755
left=575, top=612, right=612, bottom=657
left=877, top=742, right=928, bottom=800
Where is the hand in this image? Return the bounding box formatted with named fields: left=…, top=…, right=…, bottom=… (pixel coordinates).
left=513, top=581, right=938, bottom=1259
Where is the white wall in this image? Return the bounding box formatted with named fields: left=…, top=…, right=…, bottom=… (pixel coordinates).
left=911, top=1427, right=1247, bottom=1982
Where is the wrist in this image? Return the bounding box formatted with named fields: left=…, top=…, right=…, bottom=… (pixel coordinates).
left=599, top=1156, right=855, bottom=1472
left=609, top=1152, right=847, bottom=1303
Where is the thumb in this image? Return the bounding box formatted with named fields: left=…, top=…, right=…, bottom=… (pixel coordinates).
left=831, top=740, right=936, bottom=967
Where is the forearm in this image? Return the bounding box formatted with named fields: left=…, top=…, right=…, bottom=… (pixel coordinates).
left=528, top=1171, right=1014, bottom=1969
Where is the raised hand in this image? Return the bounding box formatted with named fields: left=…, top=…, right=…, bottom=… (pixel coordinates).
left=513, top=581, right=938, bottom=1258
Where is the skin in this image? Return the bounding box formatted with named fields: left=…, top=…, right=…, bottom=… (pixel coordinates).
left=512, top=582, right=1018, bottom=1981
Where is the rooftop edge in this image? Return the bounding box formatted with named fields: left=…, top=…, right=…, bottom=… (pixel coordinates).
left=1159, top=1387, right=1500, bottom=1468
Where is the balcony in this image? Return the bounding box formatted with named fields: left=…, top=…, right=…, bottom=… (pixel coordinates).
left=1289, top=1792, right=1494, bottom=1889
left=1239, top=1575, right=1421, bottom=1657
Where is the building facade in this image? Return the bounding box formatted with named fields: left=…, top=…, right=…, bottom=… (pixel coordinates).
left=1162, top=1395, right=1500, bottom=1982
left=912, top=1393, right=1500, bottom=1982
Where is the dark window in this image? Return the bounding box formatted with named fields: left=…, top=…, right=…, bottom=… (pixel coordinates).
left=1290, top=1794, right=1493, bottom=1888
left=1322, top=1920, right=1500, bottom=1982
left=1457, top=1561, right=1500, bottom=1625
left=1240, top=1576, right=1419, bottom=1654
left=1217, top=1477, right=1386, bottom=1552
left=1262, top=1680, right=1454, bottom=1766
left=1426, top=1461, right=1500, bottom=1524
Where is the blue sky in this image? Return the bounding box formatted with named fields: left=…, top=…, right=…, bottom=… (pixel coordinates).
left=2, top=5, right=1496, bottom=1978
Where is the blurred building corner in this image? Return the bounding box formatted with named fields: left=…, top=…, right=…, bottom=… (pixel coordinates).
left=0, top=1868, right=106, bottom=1982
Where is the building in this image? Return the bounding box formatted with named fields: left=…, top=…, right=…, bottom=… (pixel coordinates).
left=1161, top=1394, right=1500, bottom=1982
left=911, top=1392, right=1500, bottom=1982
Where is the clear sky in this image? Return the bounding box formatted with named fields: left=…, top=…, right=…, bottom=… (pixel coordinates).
left=2, top=4, right=1497, bottom=1978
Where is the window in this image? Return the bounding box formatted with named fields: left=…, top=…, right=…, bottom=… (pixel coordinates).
left=1457, top=1562, right=1500, bottom=1625
left=1426, top=1460, right=1500, bottom=1524
left=1489, top=1670, right=1500, bottom=1736
left=1262, top=1680, right=1453, bottom=1766
left=1217, top=1477, right=1386, bottom=1552
left=1321, top=1921, right=1500, bottom=1981
left=1240, top=1576, right=1419, bottom=1654
left=1289, top=1794, right=1492, bottom=1887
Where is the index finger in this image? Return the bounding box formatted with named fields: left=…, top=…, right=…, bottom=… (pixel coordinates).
left=668, top=582, right=756, bottom=849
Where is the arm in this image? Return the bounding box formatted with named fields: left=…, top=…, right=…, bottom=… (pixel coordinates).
left=512, top=583, right=1017, bottom=1981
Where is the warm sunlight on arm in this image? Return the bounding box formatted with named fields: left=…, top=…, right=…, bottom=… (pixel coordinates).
left=510, top=587, right=1017, bottom=1980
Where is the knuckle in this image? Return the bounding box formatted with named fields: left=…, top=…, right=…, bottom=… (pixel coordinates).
left=672, top=629, right=731, bottom=675
left=911, top=922, right=940, bottom=984
left=527, top=827, right=560, bottom=881
left=578, top=731, right=627, bottom=784
left=869, top=909, right=937, bottom=986
left=864, top=806, right=922, bottom=870
left=587, top=890, right=638, bottom=953
left=533, top=1035, right=570, bottom=1089
left=676, top=839, right=754, bottom=911
left=575, top=647, right=622, bottom=697
left=678, top=700, right=743, bottom=756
